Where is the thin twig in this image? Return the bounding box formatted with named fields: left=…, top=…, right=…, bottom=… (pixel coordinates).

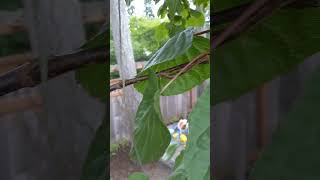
left=212, top=0, right=269, bottom=49
left=194, top=29, right=210, bottom=36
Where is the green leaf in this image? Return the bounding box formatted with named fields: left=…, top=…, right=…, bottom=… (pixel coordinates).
left=173, top=15, right=184, bottom=26
left=142, top=28, right=194, bottom=71
left=193, top=0, right=209, bottom=8
left=157, top=3, right=168, bottom=18
left=213, top=8, right=320, bottom=105
left=186, top=10, right=205, bottom=27
left=81, top=23, right=108, bottom=50
left=130, top=71, right=171, bottom=164
left=128, top=172, right=149, bottom=180
left=184, top=84, right=210, bottom=180
left=249, top=66, right=320, bottom=180
left=167, top=0, right=182, bottom=18
left=75, top=63, right=107, bottom=102
left=81, top=115, right=107, bottom=180
left=155, top=23, right=169, bottom=42
left=135, top=30, right=210, bottom=96
left=135, top=63, right=209, bottom=96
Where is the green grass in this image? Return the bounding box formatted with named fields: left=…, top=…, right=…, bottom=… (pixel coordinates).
left=110, top=139, right=130, bottom=156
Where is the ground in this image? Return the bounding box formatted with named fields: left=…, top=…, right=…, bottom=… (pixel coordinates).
left=110, top=146, right=172, bottom=180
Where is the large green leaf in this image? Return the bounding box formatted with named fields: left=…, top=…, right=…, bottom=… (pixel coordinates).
left=81, top=115, right=107, bottom=180
left=76, top=63, right=107, bottom=102
left=184, top=84, right=210, bottom=180
left=130, top=71, right=171, bottom=164
left=143, top=35, right=209, bottom=74
left=135, top=63, right=209, bottom=96
left=213, top=8, right=320, bottom=105
left=249, top=66, right=320, bottom=180
left=135, top=29, right=209, bottom=96
left=142, top=28, right=194, bottom=71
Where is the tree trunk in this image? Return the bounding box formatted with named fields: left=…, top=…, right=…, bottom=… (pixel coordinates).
left=110, top=0, right=141, bottom=142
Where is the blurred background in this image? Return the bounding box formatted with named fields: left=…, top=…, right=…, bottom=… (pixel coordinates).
left=0, top=0, right=106, bottom=179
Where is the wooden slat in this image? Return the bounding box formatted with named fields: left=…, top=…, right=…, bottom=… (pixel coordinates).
left=0, top=2, right=106, bottom=36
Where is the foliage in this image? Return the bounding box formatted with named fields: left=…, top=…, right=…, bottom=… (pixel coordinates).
left=213, top=6, right=320, bottom=105
left=129, top=17, right=168, bottom=61
left=130, top=71, right=171, bottom=164
left=134, top=28, right=210, bottom=96
left=0, top=0, right=22, bottom=10
left=128, top=172, right=149, bottom=180
left=128, top=29, right=209, bottom=179
left=76, top=63, right=108, bottom=102
left=110, top=17, right=167, bottom=66
left=81, top=114, right=108, bottom=180
left=183, top=85, right=210, bottom=179
left=110, top=139, right=130, bottom=156
left=155, top=0, right=208, bottom=36
left=0, top=32, right=30, bottom=57
left=81, top=23, right=109, bottom=50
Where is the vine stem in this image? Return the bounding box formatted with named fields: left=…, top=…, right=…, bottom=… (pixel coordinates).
left=194, top=29, right=210, bottom=36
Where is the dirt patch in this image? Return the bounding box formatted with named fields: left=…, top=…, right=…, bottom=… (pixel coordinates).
left=110, top=146, right=172, bottom=180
